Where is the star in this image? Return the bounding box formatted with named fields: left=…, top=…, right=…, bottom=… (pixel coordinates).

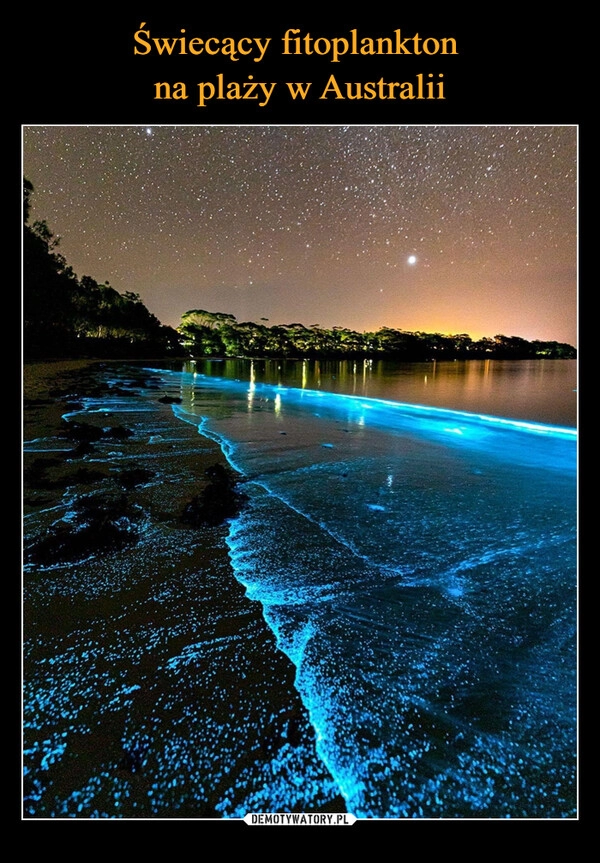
left=22, top=125, right=577, bottom=345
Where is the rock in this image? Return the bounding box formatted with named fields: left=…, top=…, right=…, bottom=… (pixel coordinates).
left=104, top=425, right=134, bottom=439
left=61, top=421, right=104, bottom=442
left=117, top=468, right=155, bottom=489
left=181, top=463, right=248, bottom=527
left=25, top=491, right=143, bottom=565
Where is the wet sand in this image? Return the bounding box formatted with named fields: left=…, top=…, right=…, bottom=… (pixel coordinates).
left=22, top=359, right=344, bottom=819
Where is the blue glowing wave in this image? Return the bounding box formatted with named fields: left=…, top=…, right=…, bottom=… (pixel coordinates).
left=157, top=366, right=577, bottom=818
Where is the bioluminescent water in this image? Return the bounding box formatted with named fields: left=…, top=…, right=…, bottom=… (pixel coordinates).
left=23, top=359, right=576, bottom=818
left=24, top=367, right=345, bottom=818
left=146, top=359, right=577, bottom=819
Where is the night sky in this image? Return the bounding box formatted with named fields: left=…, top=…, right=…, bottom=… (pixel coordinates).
left=22, top=125, right=577, bottom=346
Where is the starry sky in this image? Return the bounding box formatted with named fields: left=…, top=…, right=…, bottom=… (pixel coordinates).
left=22, top=125, right=577, bottom=346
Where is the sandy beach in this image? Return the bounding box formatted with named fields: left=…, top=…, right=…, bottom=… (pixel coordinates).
left=22, top=359, right=344, bottom=819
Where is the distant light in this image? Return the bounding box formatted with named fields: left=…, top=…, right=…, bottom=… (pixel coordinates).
left=407, top=255, right=417, bottom=265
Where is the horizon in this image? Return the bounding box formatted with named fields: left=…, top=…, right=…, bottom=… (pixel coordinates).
left=23, top=125, right=577, bottom=347
left=177, top=308, right=576, bottom=347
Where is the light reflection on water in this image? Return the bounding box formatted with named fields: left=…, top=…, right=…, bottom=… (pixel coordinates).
left=23, top=356, right=577, bottom=818
left=161, top=357, right=577, bottom=818
left=181, top=358, right=577, bottom=429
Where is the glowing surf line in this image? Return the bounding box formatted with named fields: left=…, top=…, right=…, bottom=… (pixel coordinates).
left=187, top=412, right=409, bottom=583
left=152, top=366, right=577, bottom=440
left=150, top=366, right=576, bottom=816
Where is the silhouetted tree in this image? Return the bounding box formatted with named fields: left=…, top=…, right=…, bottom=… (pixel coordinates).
left=23, top=177, right=186, bottom=359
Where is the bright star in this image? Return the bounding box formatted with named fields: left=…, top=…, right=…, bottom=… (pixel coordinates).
left=407, top=255, right=417, bottom=265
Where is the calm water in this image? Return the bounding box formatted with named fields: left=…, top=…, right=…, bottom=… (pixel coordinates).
left=154, top=358, right=577, bottom=818
left=183, top=358, right=577, bottom=428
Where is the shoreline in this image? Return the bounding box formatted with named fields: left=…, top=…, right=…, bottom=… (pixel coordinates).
left=22, top=359, right=344, bottom=818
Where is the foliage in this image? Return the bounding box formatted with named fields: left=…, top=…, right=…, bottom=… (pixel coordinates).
left=178, top=312, right=577, bottom=361
left=23, top=178, right=186, bottom=359
left=23, top=177, right=576, bottom=363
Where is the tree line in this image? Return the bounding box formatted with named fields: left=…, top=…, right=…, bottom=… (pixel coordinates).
left=178, top=309, right=577, bottom=361
left=23, top=177, right=576, bottom=362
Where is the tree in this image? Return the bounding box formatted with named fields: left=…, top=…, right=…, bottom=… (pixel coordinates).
left=23, top=181, right=80, bottom=354
left=180, top=309, right=237, bottom=330
left=23, top=177, right=186, bottom=359
left=23, top=177, right=34, bottom=224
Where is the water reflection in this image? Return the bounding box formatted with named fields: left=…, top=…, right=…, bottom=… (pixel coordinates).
left=181, top=358, right=576, bottom=428
left=164, top=357, right=576, bottom=817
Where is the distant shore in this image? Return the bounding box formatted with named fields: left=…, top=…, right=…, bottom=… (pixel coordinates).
left=22, top=359, right=344, bottom=818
